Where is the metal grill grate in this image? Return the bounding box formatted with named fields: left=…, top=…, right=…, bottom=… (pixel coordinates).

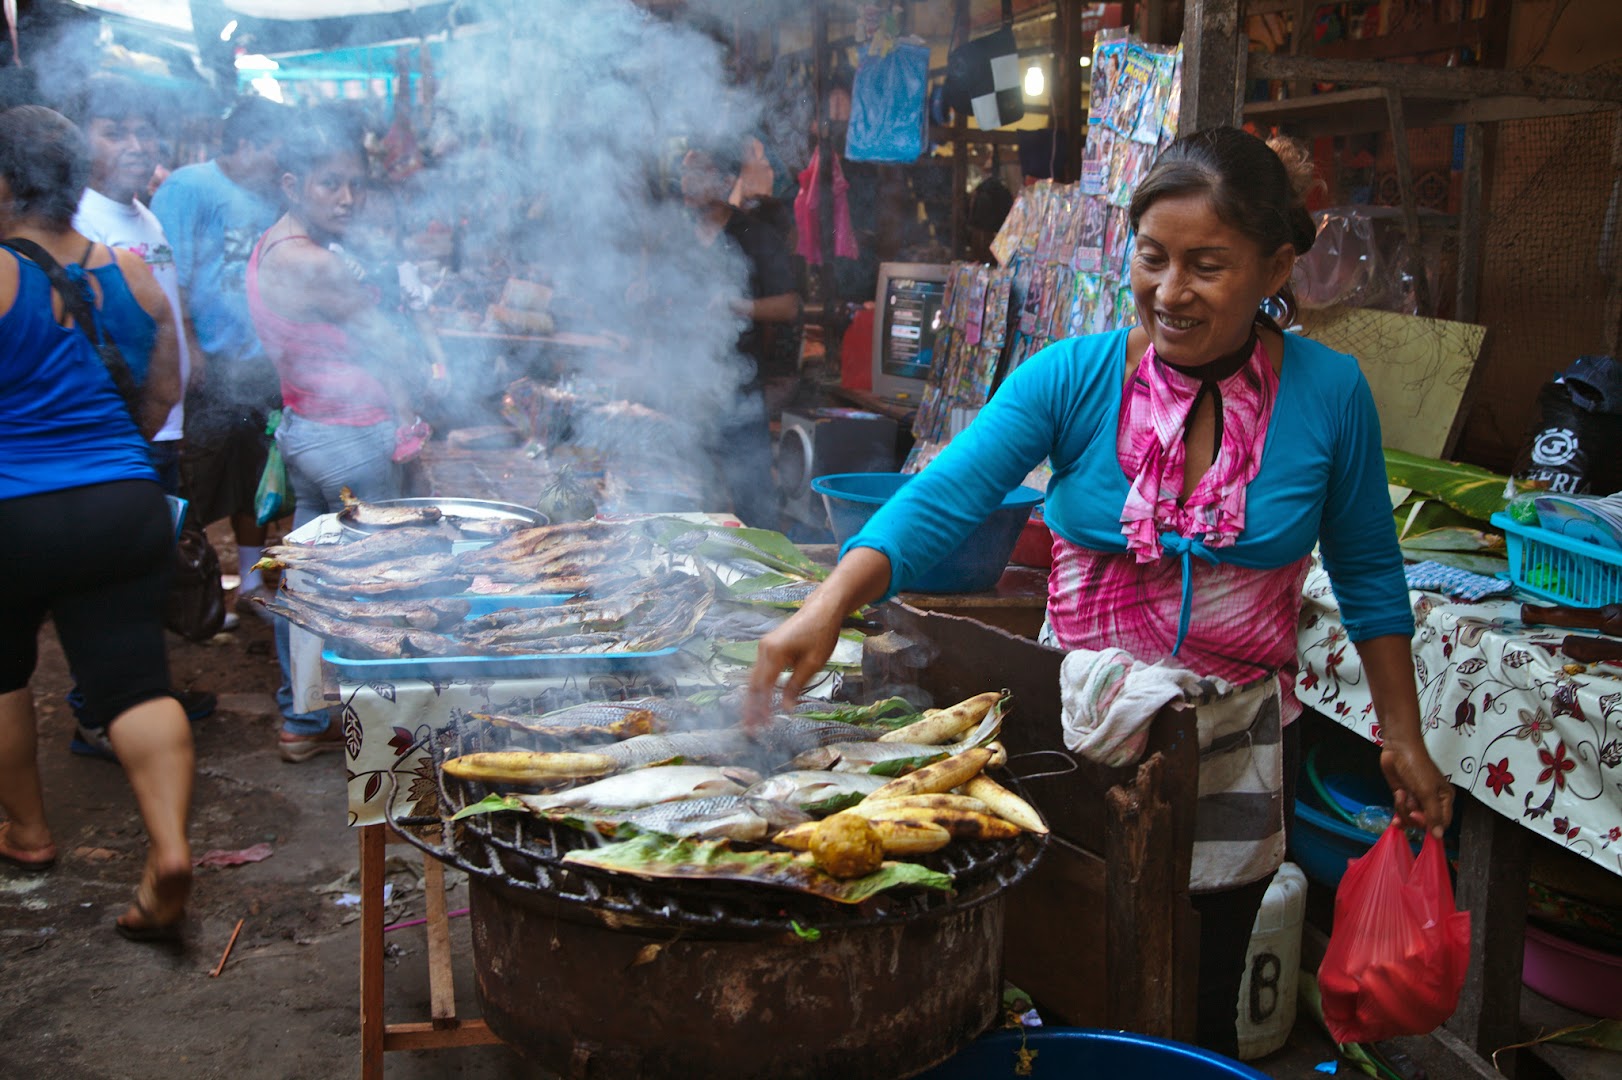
left=389, top=710, right=1046, bottom=936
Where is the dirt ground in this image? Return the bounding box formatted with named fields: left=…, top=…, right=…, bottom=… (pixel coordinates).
left=1, top=534, right=1346, bottom=1080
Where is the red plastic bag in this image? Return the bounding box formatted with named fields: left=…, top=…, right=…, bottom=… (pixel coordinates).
left=1317, top=823, right=1472, bottom=1044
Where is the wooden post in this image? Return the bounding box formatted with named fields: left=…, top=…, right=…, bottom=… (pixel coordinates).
left=950, top=0, right=970, bottom=258
left=1181, top=0, right=1245, bottom=134
left=1105, top=753, right=1178, bottom=1038
left=422, top=840, right=457, bottom=1026
left=1446, top=800, right=1532, bottom=1076
left=1455, top=121, right=1485, bottom=324
left=1607, top=109, right=1622, bottom=357
left=359, top=825, right=387, bottom=1080
left=1380, top=89, right=1433, bottom=314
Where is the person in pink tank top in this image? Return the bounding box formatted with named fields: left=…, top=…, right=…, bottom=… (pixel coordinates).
left=247, top=106, right=430, bottom=764
left=248, top=105, right=427, bottom=532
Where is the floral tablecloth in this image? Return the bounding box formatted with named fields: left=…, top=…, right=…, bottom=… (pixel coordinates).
left=1297, top=563, right=1622, bottom=877
left=327, top=664, right=728, bottom=827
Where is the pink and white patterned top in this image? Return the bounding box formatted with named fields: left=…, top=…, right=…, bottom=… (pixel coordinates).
left=1046, top=337, right=1311, bottom=721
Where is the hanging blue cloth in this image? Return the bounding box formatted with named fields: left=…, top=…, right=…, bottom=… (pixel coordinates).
left=846, top=40, right=930, bottom=163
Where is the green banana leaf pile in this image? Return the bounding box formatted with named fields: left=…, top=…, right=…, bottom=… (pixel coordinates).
left=1383, top=449, right=1531, bottom=576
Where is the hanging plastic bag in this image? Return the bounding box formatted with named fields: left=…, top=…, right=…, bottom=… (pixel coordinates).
left=255, top=409, right=293, bottom=527
left=793, top=148, right=858, bottom=265
left=845, top=39, right=930, bottom=163
left=1317, top=823, right=1471, bottom=1045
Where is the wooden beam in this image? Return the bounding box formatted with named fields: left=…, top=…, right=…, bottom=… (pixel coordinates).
left=1250, top=52, right=1622, bottom=104
left=1313, top=17, right=1485, bottom=62
left=1381, top=89, right=1432, bottom=314
left=1455, top=122, right=1485, bottom=324
left=1244, top=89, right=1612, bottom=137
left=812, top=3, right=837, bottom=315
left=1181, top=0, right=1245, bottom=133
left=1607, top=110, right=1622, bottom=358
left=1446, top=800, right=1533, bottom=1075
left=381, top=1020, right=501, bottom=1051
left=951, top=0, right=970, bottom=258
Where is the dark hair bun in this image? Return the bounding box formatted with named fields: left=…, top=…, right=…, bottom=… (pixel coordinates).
left=1265, top=134, right=1321, bottom=254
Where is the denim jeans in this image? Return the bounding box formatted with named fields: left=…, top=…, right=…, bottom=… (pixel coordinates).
left=273, top=410, right=400, bottom=733
left=277, top=409, right=399, bottom=530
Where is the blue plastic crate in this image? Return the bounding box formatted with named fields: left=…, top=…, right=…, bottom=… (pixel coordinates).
left=1492, top=512, right=1622, bottom=607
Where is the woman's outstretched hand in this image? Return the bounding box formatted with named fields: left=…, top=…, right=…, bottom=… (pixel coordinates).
left=744, top=605, right=845, bottom=733
left=742, top=547, right=894, bottom=734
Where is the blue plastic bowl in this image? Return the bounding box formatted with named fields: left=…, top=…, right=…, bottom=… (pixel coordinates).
left=1289, top=798, right=1378, bottom=889
left=811, top=472, right=1045, bottom=593
left=919, top=1028, right=1268, bottom=1079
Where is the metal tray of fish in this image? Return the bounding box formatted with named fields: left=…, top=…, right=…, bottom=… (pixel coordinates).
left=319, top=594, right=683, bottom=679
left=336, top=497, right=546, bottom=537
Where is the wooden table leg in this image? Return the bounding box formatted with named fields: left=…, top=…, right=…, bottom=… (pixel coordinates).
left=422, top=841, right=457, bottom=1027
left=1447, top=796, right=1532, bottom=1075
left=359, top=824, right=387, bottom=1080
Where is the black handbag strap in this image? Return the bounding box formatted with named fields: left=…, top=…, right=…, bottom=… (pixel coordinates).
left=1, top=236, right=141, bottom=414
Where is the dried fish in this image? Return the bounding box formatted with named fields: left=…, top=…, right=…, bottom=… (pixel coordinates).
left=255, top=597, right=463, bottom=659
left=338, top=487, right=443, bottom=527
left=283, top=591, right=471, bottom=631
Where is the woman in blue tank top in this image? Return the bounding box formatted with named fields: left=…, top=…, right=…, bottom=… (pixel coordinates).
left=0, top=106, right=195, bottom=942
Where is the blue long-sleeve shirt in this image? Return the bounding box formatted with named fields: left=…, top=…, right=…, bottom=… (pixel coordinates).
left=847, top=328, right=1414, bottom=643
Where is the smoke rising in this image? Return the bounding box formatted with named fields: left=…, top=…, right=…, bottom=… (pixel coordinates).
left=417, top=0, right=780, bottom=507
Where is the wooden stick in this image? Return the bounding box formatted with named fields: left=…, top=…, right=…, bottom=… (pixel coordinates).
left=210, top=918, right=245, bottom=978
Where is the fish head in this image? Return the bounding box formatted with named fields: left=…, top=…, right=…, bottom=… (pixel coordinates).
left=788, top=747, right=841, bottom=771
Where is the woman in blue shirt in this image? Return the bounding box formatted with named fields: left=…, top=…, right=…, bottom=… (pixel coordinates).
left=749, top=128, right=1453, bottom=1054
left=0, top=106, right=194, bottom=942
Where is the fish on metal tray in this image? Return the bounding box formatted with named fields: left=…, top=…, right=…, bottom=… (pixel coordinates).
left=516, top=765, right=758, bottom=812
left=255, top=597, right=464, bottom=659
left=286, top=591, right=472, bottom=631
left=311, top=551, right=462, bottom=585
left=338, top=487, right=444, bottom=527
left=744, top=771, right=888, bottom=813
left=310, top=527, right=455, bottom=566
left=448, top=517, right=527, bottom=540
left=479, top=632, right=625, bottom=655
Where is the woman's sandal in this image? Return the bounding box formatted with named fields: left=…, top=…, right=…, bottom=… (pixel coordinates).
left=115, top=896, right=184, bottom=943
left=0, top=823, right=56, bottom=873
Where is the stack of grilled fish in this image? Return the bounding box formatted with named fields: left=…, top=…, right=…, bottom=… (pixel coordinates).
left=440, top=691, right=1046, bottom=901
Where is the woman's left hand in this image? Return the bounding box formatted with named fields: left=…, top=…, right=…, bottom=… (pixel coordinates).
left=1379, top=736, right=1454, bottom=837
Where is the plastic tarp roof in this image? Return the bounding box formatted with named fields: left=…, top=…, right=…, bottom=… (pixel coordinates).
left=223, top=1, right=432, bottom=19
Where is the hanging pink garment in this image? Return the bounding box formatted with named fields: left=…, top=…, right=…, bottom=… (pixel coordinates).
left=794, top=148, right=858, bottom=264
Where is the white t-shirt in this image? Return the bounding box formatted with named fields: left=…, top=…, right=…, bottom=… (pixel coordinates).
left=73, top=187, right=190, bottom=442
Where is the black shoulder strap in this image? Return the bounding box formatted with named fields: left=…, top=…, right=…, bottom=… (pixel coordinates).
left=2, top=236, right=141, bottom=413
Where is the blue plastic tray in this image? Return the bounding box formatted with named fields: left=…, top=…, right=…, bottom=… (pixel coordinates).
left=1493, top=511, right=1622, bottom=607
left=319, top=594, right=683, bottom=679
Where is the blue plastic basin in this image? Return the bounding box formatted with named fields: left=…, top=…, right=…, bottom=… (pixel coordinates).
left=811, top=472, right=1045, bottom=593
left=1289, top=798, right=1378, bottom=889
left=919, top=1028, right=1268, bottom=1079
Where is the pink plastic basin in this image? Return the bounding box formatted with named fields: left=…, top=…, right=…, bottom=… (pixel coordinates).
left=1523, top=923, right=1622, bottom=1019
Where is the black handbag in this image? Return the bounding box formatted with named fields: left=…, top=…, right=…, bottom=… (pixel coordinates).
left=2, top=237, right=227, bottom=641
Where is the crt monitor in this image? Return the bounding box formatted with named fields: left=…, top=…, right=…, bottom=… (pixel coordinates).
left=871, top=262, right=950, bottom=403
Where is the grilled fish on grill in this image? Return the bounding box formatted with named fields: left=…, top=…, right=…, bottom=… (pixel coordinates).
left=487, top=716, right=879, bottom=782
left=743, top=771, right=887, bottom=814
left=471, top=701, right=665, bottom=742
left=338, top=487, right=444, bottom=527
left=788, top=712, right=1003, bottom=774
left=617, top=795, right=810, bottom=842
left=515, top=765, right=757, bottom=811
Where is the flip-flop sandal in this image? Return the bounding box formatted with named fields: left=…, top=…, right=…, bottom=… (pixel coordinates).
left=0, top=825, right=56, bottom=873
left=115, top=897, right=184, bottom=943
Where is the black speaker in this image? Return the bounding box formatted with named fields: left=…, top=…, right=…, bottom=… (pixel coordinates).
left=776, top=408, right=898, bottom=528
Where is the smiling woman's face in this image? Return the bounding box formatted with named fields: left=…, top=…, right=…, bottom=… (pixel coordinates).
left=1130, top=192, right=1295, bottom=367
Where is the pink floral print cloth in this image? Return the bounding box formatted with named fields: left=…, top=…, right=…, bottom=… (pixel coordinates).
left=1117, top=337, right=1278, bottom=562
left=1045, top=337, right=1308, bottom=721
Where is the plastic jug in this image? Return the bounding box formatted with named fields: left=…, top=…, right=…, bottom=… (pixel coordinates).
left=1235, top=862, right=1307, bottom=1060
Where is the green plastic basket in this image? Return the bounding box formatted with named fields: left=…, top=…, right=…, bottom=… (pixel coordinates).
left=1492, top=512, right=1622, bottom=607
